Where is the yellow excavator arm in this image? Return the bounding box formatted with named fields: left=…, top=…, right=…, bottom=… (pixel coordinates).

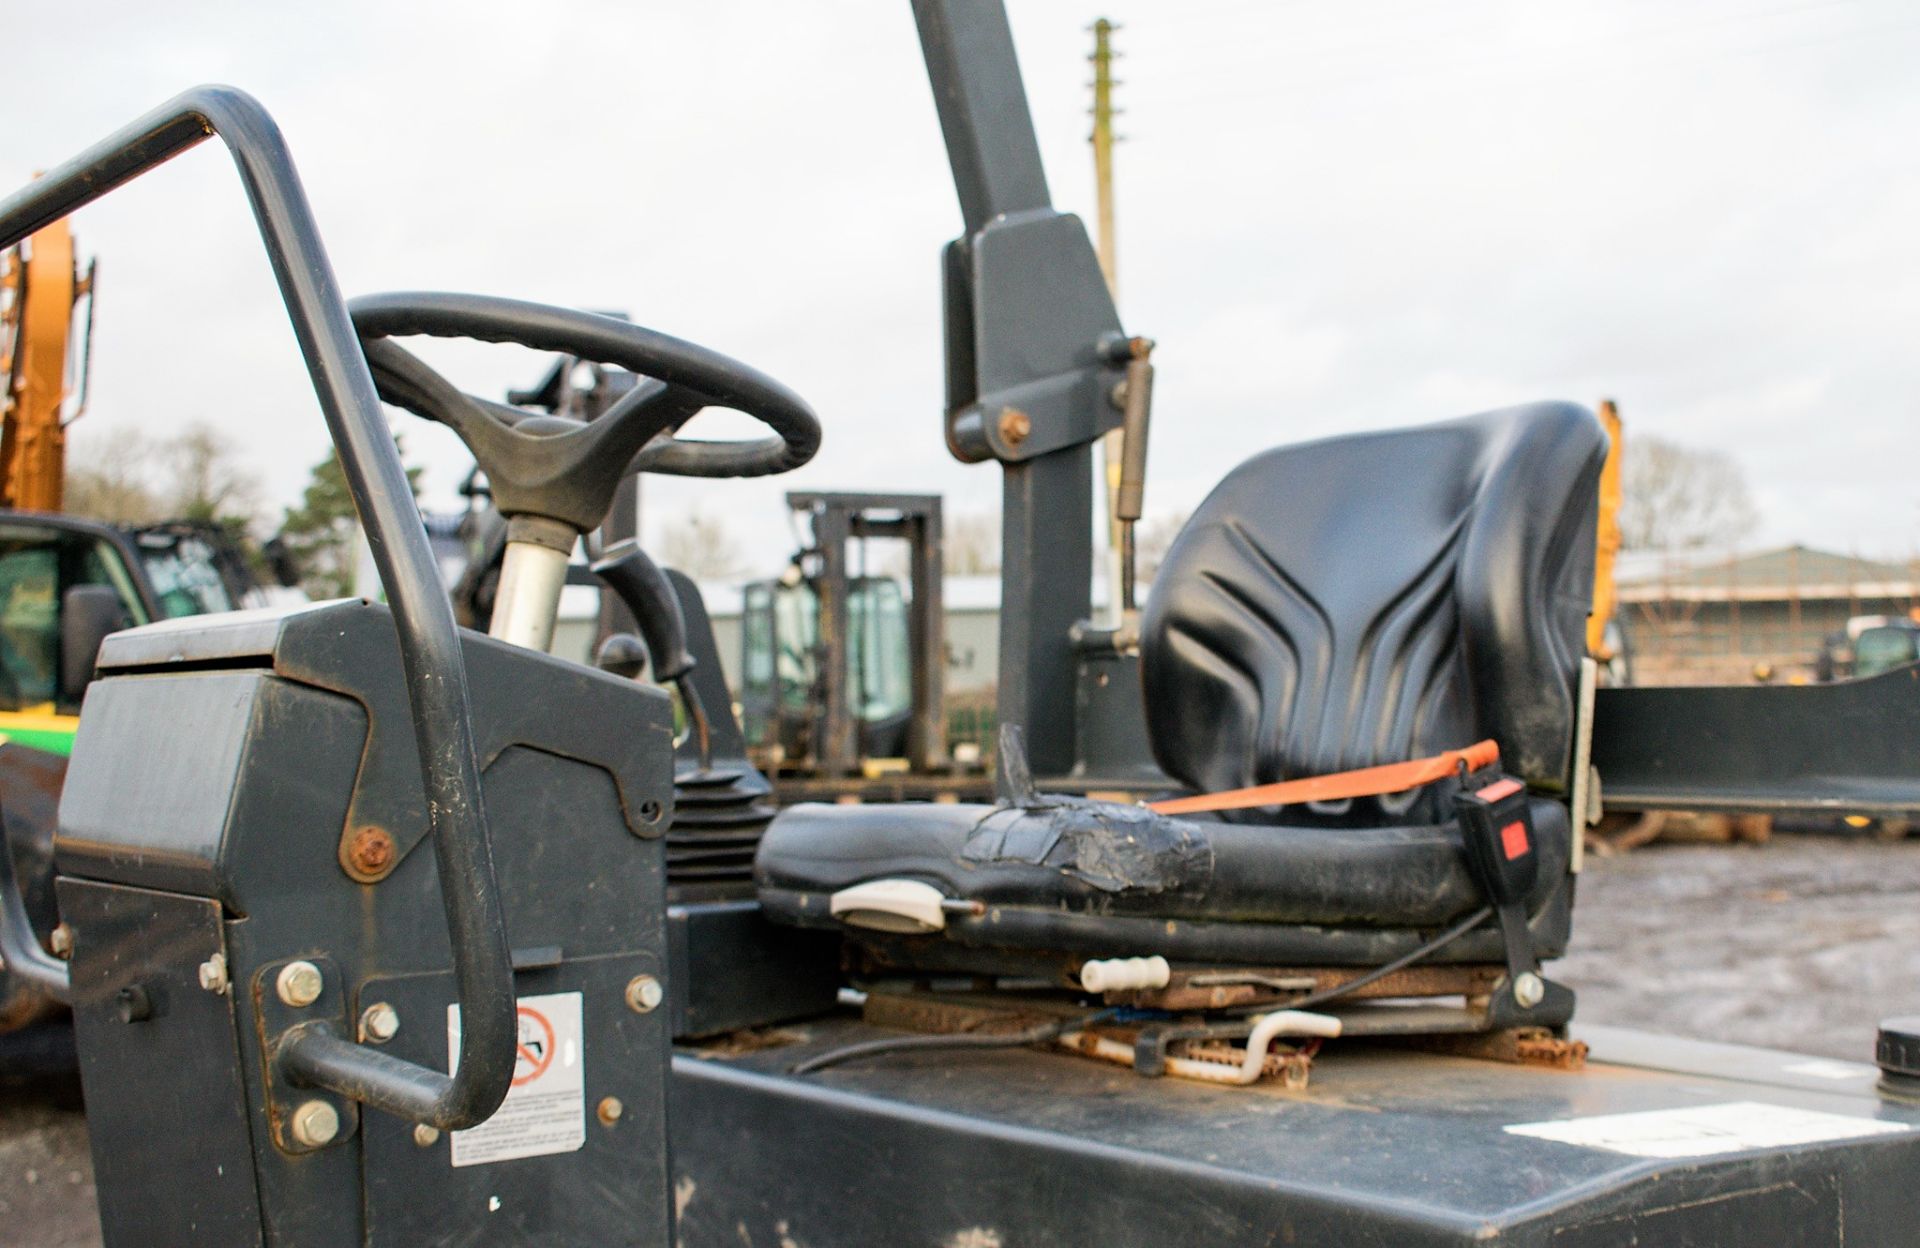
left=0, top=218, right=92, bottom=513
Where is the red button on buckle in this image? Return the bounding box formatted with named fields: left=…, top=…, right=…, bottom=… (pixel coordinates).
left=1500, top=819, right=1530, bottom=860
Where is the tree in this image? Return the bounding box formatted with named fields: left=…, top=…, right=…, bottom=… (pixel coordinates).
left=65, top=422, right=263, bottom=530
left=654, top=506, right=747, bottom=579
left=278, top=440, right=422, bottom=599
left=165, top=423, right=262, bottom=525
left=945, top=511, right=1000, bottom=575
left=1618, top=434, right=1758, bottom=552
left=65, top=431, right=163, bottom=523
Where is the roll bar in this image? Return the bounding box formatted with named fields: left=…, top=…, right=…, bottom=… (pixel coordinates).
left=0, top=86, right=515, bottom=1130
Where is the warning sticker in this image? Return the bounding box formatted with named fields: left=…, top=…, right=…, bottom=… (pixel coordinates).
left=1505, top=1100, right=1910, bottom=1159
left=446, top=991, right=585, bottom=1167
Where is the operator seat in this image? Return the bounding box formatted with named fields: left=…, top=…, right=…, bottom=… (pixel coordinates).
left=754, top=403, right=1608, bottom=972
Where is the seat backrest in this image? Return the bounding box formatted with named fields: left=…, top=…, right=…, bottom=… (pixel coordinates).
left=1140, top=402, right=1607, bottom=799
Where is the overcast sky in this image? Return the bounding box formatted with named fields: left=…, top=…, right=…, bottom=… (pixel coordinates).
left=7, top=0, right=1918, bottom=570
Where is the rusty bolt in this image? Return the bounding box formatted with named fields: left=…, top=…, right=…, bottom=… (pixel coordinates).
left=290, top=1100, right=340, bottom=1148
left=597, top=1096, right=624, bottom=1127
left=347, top=826, right=397, bottom=879
left=625, top=975, right=663, bottom=1014
left=997, top=407, right=1032, bottom=447
left=277, top=960, right=324, bottom=1008
left=48, top=923, right=72, bottom=959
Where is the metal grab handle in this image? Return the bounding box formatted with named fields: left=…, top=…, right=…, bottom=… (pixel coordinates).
left=0, top=807, right=69, bottom=1005
left=0, top=85, right=515, bottom=1130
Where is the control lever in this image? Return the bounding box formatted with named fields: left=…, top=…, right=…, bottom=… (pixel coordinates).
left=1109, top=335, right=1155, bottom=613
left=591, top=540, right=713, bottom=772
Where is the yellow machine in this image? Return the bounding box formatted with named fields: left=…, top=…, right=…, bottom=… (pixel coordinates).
left=0, top=218, right=93, bottom=512
left=1587, top=397, right=1624, bottom=664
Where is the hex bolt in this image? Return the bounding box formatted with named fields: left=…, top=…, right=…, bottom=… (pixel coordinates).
left=1512, top=972, right=1545, bottom=1009
left=48, top=923, right=72, bottom=959
left=276, top=960, right=324, bottom=1008
left=290, top=1100, right=340, bottom=1148
left=412, top=1124, right=440, bottom=1149
left=360, top=1002, right=400, bottom=1044
left=625, top=974, right=663, bottom=1014
left=197, top=953, right=229, bottom=995
left=597, top=1097, right=624, bottom=1127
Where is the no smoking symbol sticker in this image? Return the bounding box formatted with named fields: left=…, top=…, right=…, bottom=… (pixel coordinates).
left=512, top=1005, right=556, bottom=1086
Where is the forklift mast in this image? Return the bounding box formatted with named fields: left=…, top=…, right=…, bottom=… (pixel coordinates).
left=741, top=491, right=945, bottom=779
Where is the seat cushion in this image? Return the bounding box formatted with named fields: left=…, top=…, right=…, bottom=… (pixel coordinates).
left=756, top=795, right=1569, bottom=946
left=1141, top=403, right=1606, bottom=797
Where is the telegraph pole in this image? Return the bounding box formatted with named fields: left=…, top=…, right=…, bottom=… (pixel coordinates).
left=1090, top=17, right=1126, bottom=625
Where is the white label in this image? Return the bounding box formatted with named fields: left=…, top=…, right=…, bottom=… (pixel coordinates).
left=1505, top=1100, right=1910, bottom=1159
left=446, top=991, right=585, bottom=1167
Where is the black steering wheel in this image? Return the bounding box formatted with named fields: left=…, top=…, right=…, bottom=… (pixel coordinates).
left=349, top=292, right=820, bottom=533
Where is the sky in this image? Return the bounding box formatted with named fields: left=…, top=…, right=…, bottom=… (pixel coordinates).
left=6, top=0, right=1918, bottom=572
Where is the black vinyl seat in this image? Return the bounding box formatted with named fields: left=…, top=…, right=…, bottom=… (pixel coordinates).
left=755, top=403, right=1608, bottom=970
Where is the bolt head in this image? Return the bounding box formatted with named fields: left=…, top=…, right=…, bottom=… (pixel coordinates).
left=197, top=953, right=229, bottom=994
left=625, top=974, right=663, bottom=1014
left=276, top=960, right=324, bottom=1008
left=48, top=923, right=72, bottom=959
left=290, top=1100, right=340, bottom=1148
left=597, top=1096, right=624, bottom=1127
left=412, top=1123, right=440, bottom=1148
left=1512, top=972, right=1545, bottom=1009
left=997, top=407, right=1032, bottom=446
left=346, top=826, right=397, bottom=879
left=360, top=1002, right=400, bottom=1044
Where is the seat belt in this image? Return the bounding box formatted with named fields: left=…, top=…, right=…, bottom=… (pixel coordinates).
left=1146, top=739, right=1501, bottom=816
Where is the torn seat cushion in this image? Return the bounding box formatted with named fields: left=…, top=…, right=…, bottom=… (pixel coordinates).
left=755, top=795, right=1571, bottom=951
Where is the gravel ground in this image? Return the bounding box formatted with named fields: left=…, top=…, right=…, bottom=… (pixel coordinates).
left=4, top=831, right=1917, bottom=1244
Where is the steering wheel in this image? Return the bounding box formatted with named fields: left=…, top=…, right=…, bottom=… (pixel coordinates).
left=349, top=292, right=820, bottom=535
left=350, top=292, right=820, bottom=653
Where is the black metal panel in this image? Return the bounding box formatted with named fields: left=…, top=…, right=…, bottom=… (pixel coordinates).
left=59, top=602, right=678, bottom=1244
left=671, top=1022, right=1920, bottom=1246
left=665, top=901, right=840, bottom=1040
left=1067, top=642, right=1170, bottom=790
left=361, top=952, right=670, bottom=1246
left=59, top=879, right=262, bottom=1247
left=1593, top=665, right=1920, bottom=815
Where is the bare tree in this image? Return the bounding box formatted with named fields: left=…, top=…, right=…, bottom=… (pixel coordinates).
left=65, top=422, right=265, bottom=529
left=164, top=423, right=263, bottom=524
left=1619, top=435, right=1758, bottom=551
left=65, top=430, right=164, bottom=523
left=945, top=510, right=1000, bottom=575
left=655, top=506, right=747, bottom=579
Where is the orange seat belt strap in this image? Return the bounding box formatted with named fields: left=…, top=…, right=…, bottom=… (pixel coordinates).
left=1146, top=739, right=1501, bottom=816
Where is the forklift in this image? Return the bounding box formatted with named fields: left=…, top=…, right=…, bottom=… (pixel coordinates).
left=737, top=490, right=992, bottom=801
left=4, top=3, right=1920, bottom=1245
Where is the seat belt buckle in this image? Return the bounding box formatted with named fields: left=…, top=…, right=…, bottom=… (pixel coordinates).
left=1453, top=773, right=1540, bottom=905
